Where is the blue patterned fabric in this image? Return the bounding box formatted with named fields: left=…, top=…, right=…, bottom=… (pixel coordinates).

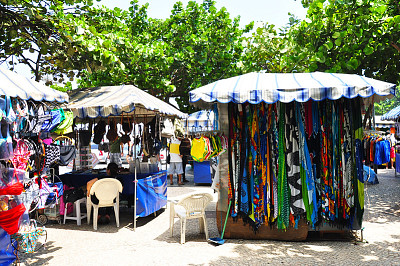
left=190, top=72, right=395, bottom=105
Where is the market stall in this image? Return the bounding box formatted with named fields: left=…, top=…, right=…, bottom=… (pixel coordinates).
left=0, top=68, right=69, bottom=263
left=189, top=71, right=395, bottom=240
left=381, top=106, right=400, bottom=176
left=64, top=84, right=186, bottom=229
left=184, top=109, right=217, bottom=184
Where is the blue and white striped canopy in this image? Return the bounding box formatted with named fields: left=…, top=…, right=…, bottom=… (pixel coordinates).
left=189, top=72, right=395, bottom=105
left=185, top=110, right=215, bottom=132
left=381, top=106, right=400, bottom=121
left=68, top=85, right=187, bottom=118
left=0, top=67, right=68, bottom=103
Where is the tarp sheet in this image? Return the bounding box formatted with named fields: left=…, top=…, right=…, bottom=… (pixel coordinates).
left=189, top=72, right=395, bottom=106
left=0, top=67, right=68, bottom=103
left=136, top=171, right=167, bottom=217
left=68, top=85, right=187, bottom=118
left=0, top=228, right=16, bottom=266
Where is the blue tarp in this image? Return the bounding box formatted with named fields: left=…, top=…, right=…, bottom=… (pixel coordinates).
left=136, top=171, right=167, bottom=217
left=0, top=228, right=15, bottom=266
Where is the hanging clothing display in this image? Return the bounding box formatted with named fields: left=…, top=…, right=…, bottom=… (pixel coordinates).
left=227, top=98, right=365, bottom=230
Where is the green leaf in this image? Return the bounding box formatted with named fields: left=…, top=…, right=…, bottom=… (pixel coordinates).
left=363, top=46, right=374, bottom=55
left=334, top=38, right=342, bottom=46
left=332, top=32, right=341, bottom=39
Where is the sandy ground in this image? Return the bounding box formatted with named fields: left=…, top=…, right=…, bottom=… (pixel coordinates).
left=17, top=167, right=400, bottom=266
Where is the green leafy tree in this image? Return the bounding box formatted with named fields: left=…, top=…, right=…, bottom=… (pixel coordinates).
left=0, top=0, right=98, bottom=85
left=78, top=0, right=253, bottom=112
left=286, top=0, right=400, bottom=115
left=241, top=15, right=310, bottom=74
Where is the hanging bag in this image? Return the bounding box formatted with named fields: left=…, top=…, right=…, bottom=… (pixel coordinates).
left=93, top=119, right=106, bottom=144
left=53, top=111, right=74, bottom=135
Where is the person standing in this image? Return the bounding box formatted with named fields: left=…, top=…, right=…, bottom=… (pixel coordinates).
left=179, top=135, right=192, bottom=183
left=109, top=136, right=123, bottom=167
left=168, top=135, right=183, bottom=185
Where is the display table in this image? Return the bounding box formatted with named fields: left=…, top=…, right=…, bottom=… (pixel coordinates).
left=59, top=170, right=167, bottom=217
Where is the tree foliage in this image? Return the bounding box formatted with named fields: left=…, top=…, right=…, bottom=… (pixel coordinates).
left=1, top=0, right=400, bottom=115
left=77, top=0, right=253, bottom=112
left=0, top=0, right=98, bottom=83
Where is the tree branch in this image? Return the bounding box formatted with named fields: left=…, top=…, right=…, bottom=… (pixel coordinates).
left=391, top=42, right=400, bottom=53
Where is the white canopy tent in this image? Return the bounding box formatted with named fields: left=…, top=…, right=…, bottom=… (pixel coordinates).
left=0, top=67, right=69, bottom=103
left=190, top=71, right=395, bottom=108
left=67, top=85, right=187, bottom=230
left=67, top=85, right=187, bottom=119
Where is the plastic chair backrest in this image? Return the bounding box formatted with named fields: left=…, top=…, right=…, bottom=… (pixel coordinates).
left=178, top=193, right=213, bottom=218
left=89, top=178, right=122, bottom=205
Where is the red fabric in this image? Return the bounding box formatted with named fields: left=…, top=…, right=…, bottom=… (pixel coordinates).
left=0, top=204, right=26, bottom=235
left=0, top=182, right=24, bottom=196
left=305, top=101, right=313, bottom=138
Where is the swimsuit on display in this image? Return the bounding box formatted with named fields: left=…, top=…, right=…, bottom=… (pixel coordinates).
left=0, top=203, right=26, bottom=235
left=0, top=182, right=24, bottom=196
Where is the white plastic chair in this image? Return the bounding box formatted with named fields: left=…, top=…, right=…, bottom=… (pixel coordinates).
left=169, top=193, right=213, bottom=244
left=63, top=197, right=87, bottom=226
left=86, top=178, right=123, bottom=230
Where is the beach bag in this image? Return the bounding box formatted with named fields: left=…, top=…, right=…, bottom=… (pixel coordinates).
left=12, top=220, right=46, bottom=253
left=106, top=119, right=118, bottom=142
left=53, top=111, right=73, bottom=135
left=41, top=109, right=65, bottom=132
left=93, top=120, right=106, bottom=144
left=63, top=187, right=85, bottom=203
left=98, top=142, right=109, bottom=153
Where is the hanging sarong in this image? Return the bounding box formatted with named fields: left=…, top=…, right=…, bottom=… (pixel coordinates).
left=285, top=102, right=305, bottom=216
left=277, top=103, right=290, bottom=230
left=296, top=102, right=318, bottom=227
left=342, top=99, right=354, bottom=219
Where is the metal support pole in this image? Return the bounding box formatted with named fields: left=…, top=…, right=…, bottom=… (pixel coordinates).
left=134, top=108, right=137, bottom=231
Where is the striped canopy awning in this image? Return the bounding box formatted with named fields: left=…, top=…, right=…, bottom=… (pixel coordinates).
left=381, top=106, right=400, bottom=121
left=185, top=110, right=215, bottom=132
left=189, top=72, right=395, bottom=106
left=0, top=67, right=68, bottom=103
left=375, top=115, right=395, bottom=128
left=68, top=85, right=187, bottom=118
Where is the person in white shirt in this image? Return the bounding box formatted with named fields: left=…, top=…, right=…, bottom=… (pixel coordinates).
left=168, top=135, right=184, bottom=185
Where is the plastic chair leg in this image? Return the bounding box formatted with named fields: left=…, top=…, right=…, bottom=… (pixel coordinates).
left=169, top=204, right=174, bottom=236
left=180, top=218, right=186, bottom=244
left=63, top=203, right=68, bottom=224
left=202, top=215, right=209, bottom=240
left=93, top=207, right=99, bottom=230
left=114, top=203, right=120, bottom=227
left=87, top=201, right=91, bottom=225
left=199, top=217, right=204, bottom=233
left=75, top=201, right=82, bottom=226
